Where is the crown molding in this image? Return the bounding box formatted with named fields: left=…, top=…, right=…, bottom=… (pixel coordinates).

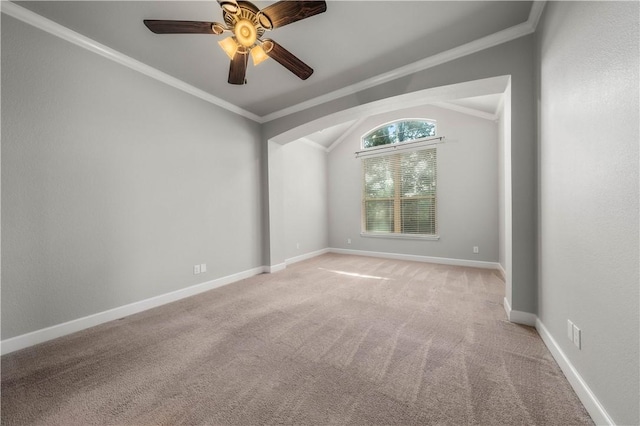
left=261, top=9, right=543, bottom=123
left=3, top=1, right=547, bottom=125
left=1, top=1, right=262, bottom=123
left=528, top=1, right=547, bottom=31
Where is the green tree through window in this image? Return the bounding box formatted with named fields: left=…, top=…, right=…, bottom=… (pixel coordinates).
left=362, top=119, right=436, bottom=148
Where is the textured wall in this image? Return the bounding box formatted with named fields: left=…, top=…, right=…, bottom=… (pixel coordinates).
left=282, top=141, right=328, bottom=260
left=1, top=15, right=263, bottom=339
left=536, top=2, right=639, bottom=424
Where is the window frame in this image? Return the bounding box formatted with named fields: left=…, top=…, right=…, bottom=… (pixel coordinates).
left=360, top=118, right=437, bottom=151
left=359, top=119, right=440, bottom=241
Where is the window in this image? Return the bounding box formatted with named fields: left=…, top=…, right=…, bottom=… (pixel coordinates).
left=362, top=119, right=436, bottom=148
left=361, top=119, right=438, bottom=238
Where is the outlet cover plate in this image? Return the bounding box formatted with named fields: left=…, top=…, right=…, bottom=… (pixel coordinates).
left=572, top=324, right=581, bottom=349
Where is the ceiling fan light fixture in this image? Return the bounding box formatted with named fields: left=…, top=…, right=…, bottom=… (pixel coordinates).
left=251, top=45, right=269, bottom=66
left=144, top=0, right=327, bottom=84
left=211, top=23, right=225, bottom=35
left=219, top=1, right=239, bottom=14
left=218, top=36, right=238, bottom=59
left=256, top=12, right=272, bottom=30
left=261, top=39, right=274, bottom=54
left=234, top=19, right=257, bottom=47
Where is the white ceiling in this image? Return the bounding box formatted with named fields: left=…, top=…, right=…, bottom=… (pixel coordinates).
left=12, top=1, right=533, bottom=119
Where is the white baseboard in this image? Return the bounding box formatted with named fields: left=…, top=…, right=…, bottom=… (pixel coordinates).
left=0, top=253, right=616, bottom=426
left=285, top=248, right=330, bottom=266
left=329, top=247, right=501, bottom=270
left=265, top=263, right=286, bottom=273
left=0, top=266, right=265, bottom=355
left=497, top=263, right=506, bottom=280
left=502, top=297, right=537, bottom=326
left=536, top=319, right=614, bottom=426
left=502, top=299, right=612, bottom=424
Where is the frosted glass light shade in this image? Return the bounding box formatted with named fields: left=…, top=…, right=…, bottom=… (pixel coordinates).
left=251, top=45, right=269, bottom=66
left=218, top=37, right=238, bottom=60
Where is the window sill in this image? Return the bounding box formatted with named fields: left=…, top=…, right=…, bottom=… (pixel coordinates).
left=360, top=232, right=440, bottom=241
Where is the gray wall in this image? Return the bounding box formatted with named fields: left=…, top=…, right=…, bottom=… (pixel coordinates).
left=282, top=141, right=328, bottom=260
left=264, top=35, right=536, bottom=314
left=1, top=15, right=263, bottom=339
left=328, top=105, right=499, bottom=263
left=536, top=2, right=639, bottom=424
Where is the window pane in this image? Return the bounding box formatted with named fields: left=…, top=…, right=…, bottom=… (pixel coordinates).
left=400, top=150, right=436, bottom=197
left=362, top=146, right=437, bottom=237
left=362, top=119, right=436, bottom=148
left=363, top=156, right=394, bottom=198
left=365, top=200, right=394, bottom=232
left=401, top=198, right=436, bottom=234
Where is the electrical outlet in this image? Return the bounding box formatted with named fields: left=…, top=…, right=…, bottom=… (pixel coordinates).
left=572, top=324, right=581, bottom=349
left=194, top=264, right=201, bottom=275
left=296, top=242, right=300, bottom=250
left=473, top=246, right=479, bottom=254
left=200, top=263, right=207, bottom=273
left=567, top=319, right=574, bottom=341
left=347, top=238, right=351, bottom=244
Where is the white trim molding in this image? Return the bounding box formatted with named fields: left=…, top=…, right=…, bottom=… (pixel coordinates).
left=500, top=298, right=613, bottom=425
left=503, top=297, right=537, bottom=326
left=536, top=320, right=614, bottom=426
left=265, top=263, right=286, bottom=274
left=261, top=15, right=542, bottom=122
left=0, top=266, right=265, bottom=355
left=528, top=1, right=547, bottom=31
left=2, top=1, right=546, bottom=124
left=330, top=247, right=501, bottom=271
left=497, top=263, right=507, bottom=281
left=285, top=248, right=330, bottom=266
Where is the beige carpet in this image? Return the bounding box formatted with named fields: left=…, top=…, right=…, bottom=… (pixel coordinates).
left=1, top=253, right=592, bottom=425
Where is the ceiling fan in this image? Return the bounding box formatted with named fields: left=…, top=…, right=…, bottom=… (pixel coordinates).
left=144, top=0, right=327, bottom=85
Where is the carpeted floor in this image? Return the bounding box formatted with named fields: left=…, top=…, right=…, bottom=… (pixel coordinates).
left=1, top=253, right=593, bottom=425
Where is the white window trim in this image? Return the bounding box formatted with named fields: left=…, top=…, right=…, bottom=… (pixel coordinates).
left=361, top=147, right=439, bottom=239
left=356, top=136, right=445, bottom=158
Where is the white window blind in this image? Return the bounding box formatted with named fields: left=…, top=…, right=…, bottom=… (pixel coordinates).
left=362, top=148, right=437, bottom=236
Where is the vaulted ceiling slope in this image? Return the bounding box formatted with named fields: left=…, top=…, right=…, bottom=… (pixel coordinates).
left=8, top=1, right=537, bottom=121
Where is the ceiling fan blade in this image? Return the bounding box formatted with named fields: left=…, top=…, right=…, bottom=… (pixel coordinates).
left=262, top=39, right=313, bottom=80
left=143, top=20, right=218, bottom=34
left=228, top=52, right=248, bottom=85
left=259, top=1, right=326, bottom=29
left=217, top=0, right=240, bottom=14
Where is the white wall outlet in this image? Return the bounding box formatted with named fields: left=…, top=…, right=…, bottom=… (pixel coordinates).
left=200, top=263, right=206, bottom=273
left=572, top=324, right=581, bottom=349
left=567, top=319, right=574, bottom=341
left=296, top=242, right=300, bottom=250
left=347, top=238, right=351, bottom=244
left=473, top=246, right=479, bottom=254
left=193, top=264, right=200, bottom=275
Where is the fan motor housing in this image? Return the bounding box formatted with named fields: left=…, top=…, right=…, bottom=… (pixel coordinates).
left=223, top=1, right=265, bottom=44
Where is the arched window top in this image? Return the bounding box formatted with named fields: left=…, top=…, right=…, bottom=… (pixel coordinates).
left=362, top=119, right=436, bottom=149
